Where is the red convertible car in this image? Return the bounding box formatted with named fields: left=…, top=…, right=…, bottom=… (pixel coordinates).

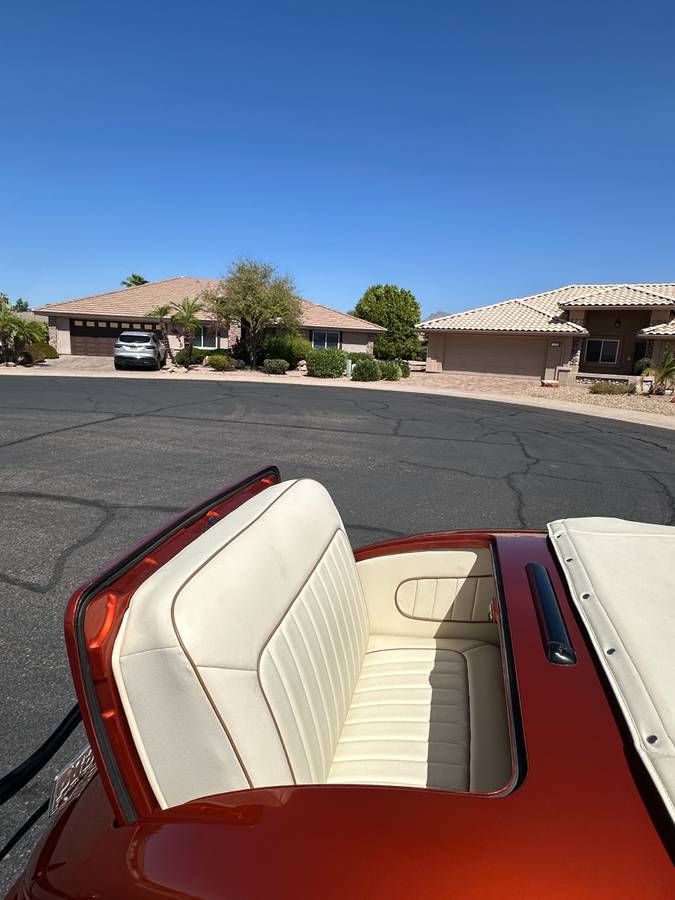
left=2, top=467, right=674, bottom=898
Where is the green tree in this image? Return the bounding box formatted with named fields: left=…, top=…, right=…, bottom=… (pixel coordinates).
left=121, top=274, right=149, bottom=288
left=0, top=304, right=16, bottom=364
left=13, top=299, right=29, bottom=312
left=0, top=306, right=44, bottom=364
left=646, top=350, right=675, bottom=395
left=354, top=284, right=421, bottom=360
left=200, top=287, right=230, bottom=349
left=171, top=297, right=203, bottom=370
left=215, top=259, right=301, bottom=367
left=147, top=303, right=177, bottom=365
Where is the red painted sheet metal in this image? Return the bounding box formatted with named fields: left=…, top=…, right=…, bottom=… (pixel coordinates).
left=14, top=532, right=674, bottom=899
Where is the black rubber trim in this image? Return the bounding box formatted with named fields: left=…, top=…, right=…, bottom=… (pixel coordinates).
left=526, top=562, right=577, bottom=665
left=0, top=799, right=49, bottom=863
left=0, top=703, right=82, bottom=806
left=74, top=466, right=281, bottom=823
left=492, top=542, right=528, bottom=790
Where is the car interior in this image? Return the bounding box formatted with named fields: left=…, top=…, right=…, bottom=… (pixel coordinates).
left=112, top=478, right=514, bottom=809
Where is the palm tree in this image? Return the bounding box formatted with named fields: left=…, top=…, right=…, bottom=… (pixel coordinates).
left=121, top=274, right=149, bottom=288
left=147, top=303, right=177, bottom=365
left=171, top=297, right=203, bottom=370
left=0, top=303, right=17, bottom=365
left=646, top=350, right=675, bottom=395
left=0, top=307, right=44, bottom=364
left=13, top=318, right=45, bottom=360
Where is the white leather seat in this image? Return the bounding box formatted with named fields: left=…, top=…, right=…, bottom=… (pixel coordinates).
left=113, top=479, right=511, bottom=808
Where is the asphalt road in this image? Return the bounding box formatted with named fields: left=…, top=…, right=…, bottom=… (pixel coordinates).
left=1, top=375, right=675, bottom=891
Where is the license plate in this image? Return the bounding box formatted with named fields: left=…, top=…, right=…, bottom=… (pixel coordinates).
left=49, top=745, right=97, bottom=816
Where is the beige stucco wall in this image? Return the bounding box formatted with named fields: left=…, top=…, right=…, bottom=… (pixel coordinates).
left=425, top=333, right=548, bottom=379
left=49, top=316, right=71, bottom=354
left=341, top=331, right=374, bottom=353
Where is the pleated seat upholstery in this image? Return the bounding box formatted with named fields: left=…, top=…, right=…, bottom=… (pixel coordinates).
left=113, top=478, right=511, bottom=809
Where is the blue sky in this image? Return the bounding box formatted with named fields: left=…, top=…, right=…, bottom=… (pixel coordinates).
left=2, top=1, right=675, bottom=317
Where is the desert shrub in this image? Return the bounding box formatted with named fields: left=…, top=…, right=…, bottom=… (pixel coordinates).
left=208, top=354, right=237, bottom=371
left=174, top=347, right=209, bottom=366
left=20, top=347, right=45, bottom=365
left=377, top=360, right=401, bottom=381
left=26, top=341, right=58, bottom=360
left=633, top=357, right=652, bottom=375
left=230, top=337, right=251, bottom=365
left=589, top=381, right=635, bottom=395
left=263, top=358, right=290, bottom=375
left=263, top=333, right=312, bottom=368
left=306, top=348, right=347, bottom=378
left=351, top=358, right=382, bottom=381
left=397, top=358, right=410, bottom=378
left=346, top=351, right=370, bottom=363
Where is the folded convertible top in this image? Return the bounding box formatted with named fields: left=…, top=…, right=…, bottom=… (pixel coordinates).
left=548, top=517, right=675, bottom=825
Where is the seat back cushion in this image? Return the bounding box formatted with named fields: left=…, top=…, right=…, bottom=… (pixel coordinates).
left=112, top=479, right=369, bottom=809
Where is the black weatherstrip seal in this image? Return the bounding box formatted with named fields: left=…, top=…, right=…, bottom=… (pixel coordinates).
left=492, top=541, right=528, bottom=791
left=74, top=466, right=281, bottom=823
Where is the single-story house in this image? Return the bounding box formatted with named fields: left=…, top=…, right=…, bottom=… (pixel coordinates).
left=418, top=283, right=675, bottom=382
left=34, top=277, right=384, bottom=357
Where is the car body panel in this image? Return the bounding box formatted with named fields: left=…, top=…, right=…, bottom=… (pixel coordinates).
left=7, top=524, right=674, bottom=899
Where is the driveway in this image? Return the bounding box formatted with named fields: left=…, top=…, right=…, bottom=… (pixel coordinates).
left=2, top=376, right=675, bottom=889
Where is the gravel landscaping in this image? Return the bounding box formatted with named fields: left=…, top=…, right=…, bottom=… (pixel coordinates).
left=521, top=384, right=675, bottom=417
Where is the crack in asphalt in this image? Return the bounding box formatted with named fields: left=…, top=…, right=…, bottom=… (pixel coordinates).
left=643, top=473, right=675, bottom=525
left=0, top=491, right=183, bottom=595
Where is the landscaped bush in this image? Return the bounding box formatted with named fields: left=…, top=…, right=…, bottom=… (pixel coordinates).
left=351, top=358, right=382, bottom=381
left=346, top=351, right=370, bottom=363
left=377, top=360, right=401, bottom=381
left=263, top=358, right=290, bottom=375
left=633, top=357, right=652, bottom=375
left=208, top=354, right=237, bottom=371
left=396, top=359, right=410, bottom=378
left=26, top=341, right=58, bottom=360
left=263, top=334, right=312, bottom=368
left=589, top=381, right=636, bottom=395
left=174, top=347, right=208, bottom=366
left=306, top=348, right=347, bottom=378
left=20, top=348, right=45, bottom=365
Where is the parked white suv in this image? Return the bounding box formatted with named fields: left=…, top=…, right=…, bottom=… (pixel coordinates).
left=113, top=332, right=166, bottom=370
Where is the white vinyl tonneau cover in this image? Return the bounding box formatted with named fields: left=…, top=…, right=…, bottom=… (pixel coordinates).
left=548, top=517, right=675, bottom=824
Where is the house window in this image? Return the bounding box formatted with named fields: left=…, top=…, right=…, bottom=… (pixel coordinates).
left=86, top=321, right=95, bottom=327
left=585, top=338, right=619, bottom=365
left=193, top=326, right=217, bottom=349
left=97, top=321, right=107, bottom=328
left=74, top=320, right=83, bottom=326
left=311, top=330, right=340, bottom=349
left=121, top=323, right=130, bottom=329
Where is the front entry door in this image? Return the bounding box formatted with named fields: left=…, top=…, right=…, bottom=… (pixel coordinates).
left=633, top=341, right=647, bottom=372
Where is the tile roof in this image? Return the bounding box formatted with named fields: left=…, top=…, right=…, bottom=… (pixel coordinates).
left=299, top=299, right=384, bottom=332
left=34, top=277, right=384, bottom=332
left=419, top=283, right=675, bottom=335
left=638, top=319, right=675, bottom=337
left=35, top=277, right=217, bottom=318
left=419, top=291, right=588, bottom=334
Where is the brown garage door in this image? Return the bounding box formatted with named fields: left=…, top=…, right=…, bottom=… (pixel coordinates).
left=69, top=321, right=158, bottom=356
left=440, top=334, right=547, bottom=378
